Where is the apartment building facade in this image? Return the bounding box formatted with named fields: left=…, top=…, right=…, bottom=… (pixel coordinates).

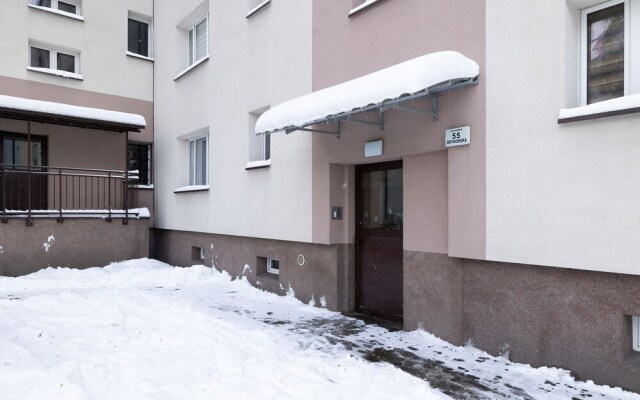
left=153, top=0, right=640, bottom=390
left=0, top=0, right=154, bottom=275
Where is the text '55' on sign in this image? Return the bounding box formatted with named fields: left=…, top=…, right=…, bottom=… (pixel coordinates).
left=445, top=126, right=470, bottom=148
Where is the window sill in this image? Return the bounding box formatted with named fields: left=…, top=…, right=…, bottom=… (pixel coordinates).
left=26, top=66, right=83, bottom=81
left=126, top=51, right=154, bottom=62
left=246, top=0, right=271, bottom=18
left=174, top=56, right=210, bottom=81
left=27, top=4, right=84, bottom=21
left=348, top=0, right=387, bottom=17
left=558, top=94, right=640, bottom=124
left=131, top=184, right=154, bottom=190
left=174, top=185, right=209, bottom=193
left=245, top=159, right=271, bottom=170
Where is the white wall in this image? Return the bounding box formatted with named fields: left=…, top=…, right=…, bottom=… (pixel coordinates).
left=486, top=0, right=640, bottom=275
left=154, top=0, right=314, bottom=242
left=0, top=0, right=153, bottom=102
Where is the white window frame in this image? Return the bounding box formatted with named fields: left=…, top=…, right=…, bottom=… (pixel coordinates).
left=188, top=15, right=208, bottom=67
left=29, top=0, right=82, bottom=16
left=188, top=135, right=208, bottom=186
left=633, top=316, right=640, bottom=352
left=580, top=0, right=631, bottom=105
left=127, top=12, right=153, bottom=59
left=267, top=258, right=280, bottom=275
left=29, top=43, right=80, bottom=74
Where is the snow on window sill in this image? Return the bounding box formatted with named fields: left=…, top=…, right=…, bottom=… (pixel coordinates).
left=174, top=56, right=210, bottom=81
left=558, top=94, right=640, bottom=124
left=246, top=0, right=271, bottom=18
left=245, top=159, right=271, bottom=170
left=26, top=66, right=83, bottom=81
left=131, top=184, right=154, bottom=190
left=348, top=0, right=387, bottom=17
left=174, top=185, right=210, bottom=193
left=126, top=51, right=154, bottom=62
left=27, top=4, right=84, bottom=21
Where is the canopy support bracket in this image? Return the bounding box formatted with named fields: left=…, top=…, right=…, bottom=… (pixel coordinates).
left=386, top=95, right=439, bottom=121
left=286, top=120, right=341, bottom=138
left=339, top=110, right=385, bottom=130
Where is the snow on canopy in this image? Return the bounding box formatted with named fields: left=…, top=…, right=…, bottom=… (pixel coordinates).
left=0, top=94, right=146, bottom=128
left=255, top=51, right=479, bottom=135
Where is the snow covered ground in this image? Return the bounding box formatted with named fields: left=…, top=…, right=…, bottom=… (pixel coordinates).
left=0, top=259, right=638, bottom=400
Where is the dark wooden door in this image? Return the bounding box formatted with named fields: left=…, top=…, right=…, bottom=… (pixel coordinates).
left=355, top=161, right=403, bottom=323
left=0, top=133, right=48, bottom=211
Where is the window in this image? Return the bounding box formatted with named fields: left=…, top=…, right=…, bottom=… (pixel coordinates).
left=29, top=44, right=79, bottom=74
left=633, top=316, right=640, bottom=352
left=188, top=16, right=208, bottom=66
left=189, top=136, right=208, bottom=186
left=128, top=14, right=152, bottom=58
left=267, top=258, right=280, bottom=275
left=248, top=107, right=271, bottom=165
left=580, top=0, right=640, bottom=105
left=128, top=142, right=152, bottom=186
left=30, top=0, right=81, bottom=16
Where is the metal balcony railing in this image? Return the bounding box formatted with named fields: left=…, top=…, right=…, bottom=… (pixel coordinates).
left=0, top=164, right=139, bottom=225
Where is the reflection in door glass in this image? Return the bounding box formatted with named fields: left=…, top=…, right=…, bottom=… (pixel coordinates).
left=361, top=168, right=403, bottom=230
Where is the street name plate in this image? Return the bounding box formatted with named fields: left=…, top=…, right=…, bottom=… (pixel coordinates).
left=445, top=126, right=470, bottom=148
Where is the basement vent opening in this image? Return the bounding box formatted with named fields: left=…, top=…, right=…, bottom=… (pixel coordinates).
left=191, top=246, right=204, bottom=261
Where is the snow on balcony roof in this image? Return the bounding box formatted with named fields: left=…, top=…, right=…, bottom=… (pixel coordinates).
left=0, top=94, right=146, bottom=132
left=255, top=51, right=479, bottom=135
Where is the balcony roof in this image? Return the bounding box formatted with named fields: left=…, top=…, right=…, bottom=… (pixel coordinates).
left=0, top=94, right=146, bottom=132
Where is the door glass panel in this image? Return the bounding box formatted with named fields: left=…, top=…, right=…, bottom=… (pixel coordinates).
left=361, top=168, right=403, bottom=230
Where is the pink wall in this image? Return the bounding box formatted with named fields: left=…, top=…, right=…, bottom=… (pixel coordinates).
left=311, top=0, right=486, bottom=259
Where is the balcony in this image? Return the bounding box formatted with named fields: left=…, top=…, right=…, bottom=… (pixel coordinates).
left=0, top=164, right=143, bottom=225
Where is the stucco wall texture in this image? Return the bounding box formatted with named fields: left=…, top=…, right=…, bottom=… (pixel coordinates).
left=404, top=251, right=640, bottom=393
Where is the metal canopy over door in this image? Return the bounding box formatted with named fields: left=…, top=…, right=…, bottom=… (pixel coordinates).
left=355, top=160, right=403, bottom=323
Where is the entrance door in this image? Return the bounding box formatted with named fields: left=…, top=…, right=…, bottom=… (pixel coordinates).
left=355, top=161, right=403, bottom=323
left=0, top=133, right=48, bottom=211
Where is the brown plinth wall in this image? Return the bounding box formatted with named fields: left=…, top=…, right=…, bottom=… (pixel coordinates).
left=404, top=251, right=640, bottom=393
left=0, top=218, right=150, bottom=276
left=151, top=228, right=640, bottom=392
left=152, top=229, right=355, bottom=311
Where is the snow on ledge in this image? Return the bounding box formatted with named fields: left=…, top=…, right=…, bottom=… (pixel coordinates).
left=246, top=0, right=271, bottom=18
left=0, top=94, right=146, bottom=128
left=558, top=94, right=640, bottom=123
left=349, top=0, right=384, bottom=16
left=255, top=51, right=479, bottom=135
left=27, top=66, right=83, bottom=81
left=245, top=159, right=271, bottom=170
left=174, top=185, right=210, bottom=193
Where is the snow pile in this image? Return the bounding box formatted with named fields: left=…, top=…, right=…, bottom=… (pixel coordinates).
left=559, top=93, right=640, bottom=121
left=0, top=95, right=146, bottom=128
left=0, top=260, right=446, bottom=400
left=255, top=51, right=479, bottom=134
left=0, top=259, right=638, bottom=400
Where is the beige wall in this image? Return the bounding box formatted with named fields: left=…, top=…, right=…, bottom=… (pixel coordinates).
left=311, top=0, right=486, bottom=260
left=154, top=0, right=314, bottom=242
left=0, top=0, right=153, bottom=103
left=486, top=0, right=640, bottom=275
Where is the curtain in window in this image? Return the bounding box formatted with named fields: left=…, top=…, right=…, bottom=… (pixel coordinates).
left=189, top=138, right=207, bottom=185
left=587, top=4, right=624, bottom=104
left=31, top=0, right=51, bottom=7
left=195, top=19, right=207, bottom=62
left=30, top=47, right=50, bottom=69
